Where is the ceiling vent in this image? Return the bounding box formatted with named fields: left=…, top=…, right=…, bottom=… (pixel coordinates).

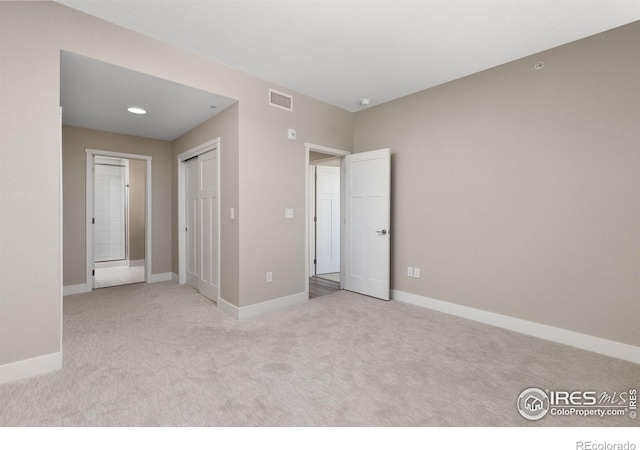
left=269, top=89, right=293, bottom=112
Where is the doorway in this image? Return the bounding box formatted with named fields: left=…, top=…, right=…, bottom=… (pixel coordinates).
left=305, top=143, right=350, bottom=298
left=310, top=158, right=341, bottom=281
left=86, top=149, right=152, bottom=290
left=92, top=155, right=146, bottom=288
left=305, top=144, right=392, bottom=302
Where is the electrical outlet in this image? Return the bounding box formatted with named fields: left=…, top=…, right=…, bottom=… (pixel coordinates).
left=407, top=267, right=413, bottom=277
left=285, top=208, right=294, bottom=219
left=266, top=272, right=273, bottom=283
left=413, top=268, right=420, bottom=278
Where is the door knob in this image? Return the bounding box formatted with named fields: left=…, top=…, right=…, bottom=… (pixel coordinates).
left=375, top=229, right=388, bottom=235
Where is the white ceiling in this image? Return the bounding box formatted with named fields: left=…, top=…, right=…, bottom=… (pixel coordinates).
left=60, top=51, right=236, bottom=141
left=57, top=0, right=640, bottom=112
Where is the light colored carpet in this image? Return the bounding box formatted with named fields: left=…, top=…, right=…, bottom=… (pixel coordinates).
left=0, top=282, right=637, bottom=426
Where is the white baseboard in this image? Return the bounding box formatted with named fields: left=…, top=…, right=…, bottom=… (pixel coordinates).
left=171, top=272, right=179, bottom=282
left=63, top=283, right=91, bottom=296
left=128, top=259, right=145, bottom=267
left=148, top=273, right=173, bottom=283
left=217, top=297, right=240, bottom=319
left=239, top=291, right=308, bottom=320
left=217, top=291, right=308, bottom=321
left=392, top=290, right=640, bottom=365
left=0, top=352, right=62, bottom=385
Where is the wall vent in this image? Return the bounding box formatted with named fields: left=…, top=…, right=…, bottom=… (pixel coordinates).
left=269, top=89, right=293, bottom=112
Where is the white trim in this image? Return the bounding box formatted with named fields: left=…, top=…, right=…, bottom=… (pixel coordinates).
left=217, top=292, right=308, bottom=321
left=177, top=138, right=221, bottom=294
left=128, top=259, right=145, bottom=267
left=171, top=272, right=179, bottom=282
left=86, top=149, right=152, bottom=291
left=59, top=106, right=64, bottom=356
left=0, top=352, right=62, bottom=385
left=243, top=291, right=308, bottom=320
left=217, top=297, right=239, bottom=320
left=148, top=272, right=173, bottom=283
left=63, top=283, right=91, bottom=296
left=309, top=156, right=342, bottom=166
left=309, top=165, right=316, bottom=277
left=304, top=143, right=350, bottom=295
left=392, top=290, right=640, bottom=365
left=305, top=143, right=350, bottom=157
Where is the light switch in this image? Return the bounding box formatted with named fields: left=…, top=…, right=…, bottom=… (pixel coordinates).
left=285, top=208, right=294, bottom=219
left=287, top=129, right=296, bottom=141
left=230, top=208, right=235, bottom=219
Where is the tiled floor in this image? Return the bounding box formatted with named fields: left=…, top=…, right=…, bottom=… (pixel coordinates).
left=315, top=272, right=340, bottom=282
left=95, top=265, right=145, bottom=288
left=309, top=276, right=341, bottom=299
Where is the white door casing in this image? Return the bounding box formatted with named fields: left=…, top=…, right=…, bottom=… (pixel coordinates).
left=343, top=148, right=391, bottom=300
left=316, top=165, right=341, bottom=274
left=85, top=149, right=152, bottom=291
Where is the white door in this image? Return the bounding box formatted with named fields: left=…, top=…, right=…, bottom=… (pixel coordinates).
left=185, top=157, right=199, bottom=289
left=343, top=148, right=391, bottom=300
left=94, top=157, right=127, bottom=262
left=197, top=150, right=218, bottom=301
left=316, top=165, right=340, bottom=274
left=185, top=151, right=218, bottom=301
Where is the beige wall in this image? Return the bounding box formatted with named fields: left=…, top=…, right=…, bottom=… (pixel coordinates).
left=128, top=159, right=146, bottom=262
left=354, top=22, right=640, bottom=347
left=0, top=2, right=352, bottom=368
left=0, top=3, right=62, bottom=365
left=62, top=125, right=172, bottom=286
left=238, top=80, right=353, bottom=307
left=172, top=103, right=240, bottom=306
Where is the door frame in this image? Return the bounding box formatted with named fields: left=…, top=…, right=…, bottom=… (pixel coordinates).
left=304, top=143, right=350, bottom=296
left=85, top=149, right=152, bottom=290
left=177, top=137, right=221, bottom=300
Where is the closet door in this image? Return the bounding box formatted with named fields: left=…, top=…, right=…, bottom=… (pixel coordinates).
left=197, top=150, right=218, bottom=301
left=184, top=150, right=218, bottom=301
left=185, top=157, right=199, bottom=289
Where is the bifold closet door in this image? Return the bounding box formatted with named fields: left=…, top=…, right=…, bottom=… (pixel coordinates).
left=185, top=151, right=218, bottom=301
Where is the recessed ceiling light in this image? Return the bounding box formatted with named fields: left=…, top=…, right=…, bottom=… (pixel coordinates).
left=360, top=98, right=371, bottom=106
left=127, top=107, right=147, bottom=115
